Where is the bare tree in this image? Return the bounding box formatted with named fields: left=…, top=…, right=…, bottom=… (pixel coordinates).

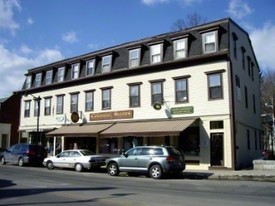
left=171, top=12, right=207, bottom=31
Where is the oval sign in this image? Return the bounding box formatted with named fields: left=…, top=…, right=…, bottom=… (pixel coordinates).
left=71, top=112, right=80, bottom=123
left=153, top=102, right=162, bottom=110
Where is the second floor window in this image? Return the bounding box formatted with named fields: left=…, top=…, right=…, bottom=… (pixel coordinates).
left=56, top=95, right=64, bottom=114
left=202, top=31, right=217, bottom=53
left=173, top=38, right=187, bottom=59
left=129, top=84, right=140, bottom=107
left=34, top=73, right=42, bottom=87
left=34, top=99, right=40, bottom=117
left=102, top=55, right=112, bottom=73
left=44, top=98, right=51, bottom=116
left=24, top=101, right=31, bottom=117
left=208, top=73, right=223, bottom=99
left=71, top=63, right=79, bottom=79
left=86, top=59, right=95, bottom=76
left=58, top=67, right=65, bottom=82
left=150, top=44, right=162, bottom=64
left=175, top=78, right=188, bottom=103
left=85, top=91, right=94, bottom=111
left=45, top=70, right=53, bottom=85
left=151, top=82, right=163, bottom=105
left=102, top=88, right=111, bottom=110
left=129, top=48, right=140, bottom=68
left=70, top=93, right=78, bottom=112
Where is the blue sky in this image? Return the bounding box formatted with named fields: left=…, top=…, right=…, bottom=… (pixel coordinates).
left=0, top=0, right=275, bottom=97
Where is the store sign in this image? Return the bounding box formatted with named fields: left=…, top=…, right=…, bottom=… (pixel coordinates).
left=170, top=106, right=194, bottom=115
left=71, top=112, right=80, bottom=123
left=90, top=110, right=133, bottom=121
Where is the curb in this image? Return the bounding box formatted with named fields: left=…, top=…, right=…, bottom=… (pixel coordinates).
left=208, top=175, right=275, bottom=182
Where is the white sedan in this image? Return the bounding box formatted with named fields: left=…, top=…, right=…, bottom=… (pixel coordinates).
left=43, top=149, right=106, bottom=172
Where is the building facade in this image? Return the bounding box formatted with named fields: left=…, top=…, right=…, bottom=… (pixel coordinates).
left=17, top=18, right=261, bottom=170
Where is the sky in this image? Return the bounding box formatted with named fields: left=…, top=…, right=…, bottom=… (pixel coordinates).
left=0, top=0, right=275, bottom=98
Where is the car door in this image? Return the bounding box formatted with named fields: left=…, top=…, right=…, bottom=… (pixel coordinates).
left=54, top=151, right=70, bottom=168
left=67, top=151, right=81, bottom=168
left=4, top=145, right=16, bottom=163
left=120, top=148, right=142, bottom=170
left=137, top=148, right=158, bottom=170
left=11, top=144, right=22, bottom=164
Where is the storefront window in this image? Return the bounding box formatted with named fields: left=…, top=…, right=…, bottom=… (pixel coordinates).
left=99, top=138, right=118, bottom=154
left=179, top=127, right=200, bottom=156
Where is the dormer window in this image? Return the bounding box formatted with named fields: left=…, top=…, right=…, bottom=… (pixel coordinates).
left=57, top=67, right=65, bottom=82
left=25, top=76, right=31, bottom=89
left=71, top=63, right=80, bottom=79
left=129, top=48, right=141, bottom=68
left=202, top=31, right=217, bottom=53
left=86, top=59, right=95, bottom=76
left=34, top=73, right=42, bottom=87
left=102, top=55, right=112, bottom=73
left=150, top=44, right=163, bottom=64
left=173, top=38, right=187, bottom=59
left=45, top=70, right=53, bottom=85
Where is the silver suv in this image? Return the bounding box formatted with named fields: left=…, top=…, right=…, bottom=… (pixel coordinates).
left=106, top=146, right=185, bottom=179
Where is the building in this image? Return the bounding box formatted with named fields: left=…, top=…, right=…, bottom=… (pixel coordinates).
left=16, top=18, right=261, bottom=170
left=0, top=94, right=21, bottom=149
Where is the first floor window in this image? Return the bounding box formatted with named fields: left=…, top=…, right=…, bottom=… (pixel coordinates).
left=102, top=88, right=111, bottom=110
left=56, top=95, right=64, bottom=114
left=208, top=73, right=223, bottom=99
left=129, top=84, right=140, bottom=107
left=85, top=91, right=94, bottom=111
left=70, top=93, right=78, bottom=112
left=179, top=127, right=200, bottom=156
left=44, top=98, right=51, bottom=116
left=24, top=101, right=31, bottom=117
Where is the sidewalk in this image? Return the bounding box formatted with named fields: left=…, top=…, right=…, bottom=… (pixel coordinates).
left=183, top=169, right=275, bottom=182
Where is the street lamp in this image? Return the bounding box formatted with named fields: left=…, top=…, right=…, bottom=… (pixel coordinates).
left=25, top=93, right=41, bottom=144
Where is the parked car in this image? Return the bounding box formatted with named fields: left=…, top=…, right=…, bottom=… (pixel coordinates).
left=43, top=149, right=106, bottom=172
left=0, top=143, right=47, bottom=166
left=106, top=145, right=185, bottom=179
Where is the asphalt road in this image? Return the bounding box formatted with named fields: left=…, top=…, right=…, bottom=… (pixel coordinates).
left=0, top=165, right=275, bottom=206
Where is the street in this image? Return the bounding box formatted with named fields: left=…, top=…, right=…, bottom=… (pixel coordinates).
left=0, top=165, right=275, bottom=206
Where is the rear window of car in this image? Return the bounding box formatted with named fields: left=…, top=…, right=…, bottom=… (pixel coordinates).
left=166, top=147, right=182, bottom=157
left=80, top=150, right=95, bottom=156
left=140, top=148, right=164, bottom=155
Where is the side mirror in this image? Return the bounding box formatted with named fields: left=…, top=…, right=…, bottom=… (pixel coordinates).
left=124, top=153, right=128, bottom=158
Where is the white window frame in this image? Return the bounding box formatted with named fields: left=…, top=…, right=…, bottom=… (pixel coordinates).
left=71, top=63, right=80, bottom=79
left=34, top=73, right=42, bottom=87
left=26, top=76, right=32, bottom=89
left=102, top=89, right=111, bottom=110
left=129, top=48, right=141, bottom=68
left=44, top=98, right=51, bottom=116
left=173, top=38, right=187, bottom=59
left=56, top=95, right=64, bottom=114
left=202, top=31, right=217, bottom=53
left=175, top=78, right=188, bottom=103
left=70, top=93, right=78, bottom=113
left=86, top=59, right=95, bottom=76
left=102, top=55, right=112, bottom=73
left=150, top=44, right=163, bottom=64
left=24, top=101, right=31, bottom=117
left=45, top=70, right=53, bottom=85
left=58, top=67, right=65, bottom=82
left=85, top=91, right=94, bottom=111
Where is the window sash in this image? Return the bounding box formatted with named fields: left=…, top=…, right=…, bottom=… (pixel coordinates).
left=102, top=55, right=112, bottom=73
left=44, top=98, right=51, bottom=115
left=70, top=94, right=78, bottom=112
left=150, top=44, right=162, bottom=63
left=102, top=89, right=111, bottom=109
left=203, top=32, right=217, bottom=53
left=56, top=96, right=64, bottom=114
left=208, top=73, right=222, bottom=99
left=175, top=79, right=187, bottom=102
left=85, top=92, right=94, bottom=111
left=26, top=76, right=31, bottom=88
left=24, top=101, right=30, bottom=117
left=34, top=100, right=40, bottom=117
left=151, top=82, right=163, bottom=104
left=71, top=64, right=79, bottom=79
left=129, top=85, right=140, bottom=107
left=174, top=39, right=186, bottom=59
left=46, top=70, right=53, bottom=85
left=129, top=49, right=140, bottom=68
left=35, top=73, right=41, bottom=87
left=58, top=67, right=65, bottom=82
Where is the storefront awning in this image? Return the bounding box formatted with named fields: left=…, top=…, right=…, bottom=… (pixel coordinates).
left=46, top=123, right=114, bottom=137
left=100, top=118, right=198, bottom=137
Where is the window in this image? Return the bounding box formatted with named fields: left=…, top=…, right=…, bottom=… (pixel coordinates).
left=254, top=130, right=258, bottom=150
left=208, top=73, right=223, bottom=99
left=85, top=91, right=94, bottom=111
left=102, top=88, right=111, bottom=110
left=150, top=44, right=162, bottom=64
left=70, top=93, right=78, bottom=112
left=56, top=95, right=64, bottom=114
left=251, top=62, right=254, bottom=81
left=241, top=47, right=246, bottom=70
left=86, top=59, right=95, bottom=76
left=202, top=31, right=217, bottom=53
left=175, top=78, right=188, bottom=103
left=45, top=70, right=53, bottom=85
left=129, top=48, right=140, bottom=68
left=24, top=101, right=31, bottom=117
left=34, top=99, right=40, bottom=117
left=71, top=63, right=79, bottom=79
left=210, top=121, right=224, bottom=129
left=245, top=86, right=248, bottom=108
left=58, top=67, right=65, bottom=82
left=25, top=76, right=31, bottom=89
left=235, top=75, right=241, bottom=101
left=102, top=55, right=112, bottom=73
left=44, top=98, right=51, bottom=116
left=247, top=129, right=250, bottom=150
left=247, top=57, right=251, bottom=77
left=253, top=94, right=256, bottom=113
left=129, top=84, right=140, bottom=107
left=34, top=73, right=42, bottom=87
left=232, top=32, right=238, bottom=59
left=173, top=38, right=187, bottom=59
left=151, top=81, right=163, bottom=105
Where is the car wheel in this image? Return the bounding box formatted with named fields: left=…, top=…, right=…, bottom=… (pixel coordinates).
left=75, top=163, right=83, bottom=172
left=46, top=161, right=54, bottom=170
left=149, top=164, right=163, bottom=179
left=0, top=156, right=6, bottom=165
left=18, top=157, right=24, bottom=167
left=108, top=162, right=119, bottom=176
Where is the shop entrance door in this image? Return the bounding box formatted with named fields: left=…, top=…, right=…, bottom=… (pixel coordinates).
left=210, top=133, right=224, bottom=166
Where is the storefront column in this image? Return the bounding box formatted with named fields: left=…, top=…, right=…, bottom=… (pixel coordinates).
left=143, top=137, right=148, bottom=146
left=61, top=136, right=64, bottom=152
left=53, top=136, right=56, bottom=156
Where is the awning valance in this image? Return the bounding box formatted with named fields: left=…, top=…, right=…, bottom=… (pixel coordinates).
left=46, top=123, right=114, bottom=137
left=100, top=118, right=198, bottom=137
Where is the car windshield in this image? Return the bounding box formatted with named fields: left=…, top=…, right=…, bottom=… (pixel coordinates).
left=79, top=150, right=95, bottom=156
